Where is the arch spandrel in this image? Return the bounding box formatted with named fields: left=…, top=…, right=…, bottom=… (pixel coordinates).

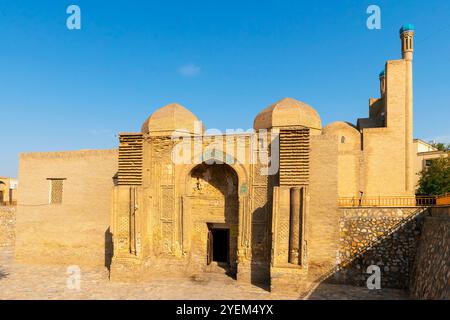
left=177, top=150, right=250, bottom=197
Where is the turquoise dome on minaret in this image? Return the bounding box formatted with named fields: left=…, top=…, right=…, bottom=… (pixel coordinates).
left=379, top=69, right=385, bottom=78
left=400, top=24, right=415, bottom=34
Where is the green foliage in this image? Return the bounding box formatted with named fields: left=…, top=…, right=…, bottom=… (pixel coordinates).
left=431, top=142, right=450, bottom=151
left=417, top=157, right=450, bottom=196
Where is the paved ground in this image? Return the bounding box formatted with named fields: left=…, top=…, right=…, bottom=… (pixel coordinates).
left=0, top=247, right=408, bottom=300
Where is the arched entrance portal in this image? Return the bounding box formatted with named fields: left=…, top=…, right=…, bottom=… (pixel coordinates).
left=0, top=182, right=7, bottom=204
left=187, top=163, right=239, bottom=275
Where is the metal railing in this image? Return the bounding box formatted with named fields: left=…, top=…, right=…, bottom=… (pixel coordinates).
left=416, top=196, right=437, bottom=206
left=338, top=196, right=437, bottom=207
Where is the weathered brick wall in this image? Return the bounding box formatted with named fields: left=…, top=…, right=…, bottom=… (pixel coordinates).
left=16, top=149, right=118, bottom=267
left=0, top=206, right=15, bottom=247
left=308, top=135, right=339, bottom=269
left=361, top=59, right=414, bottom=198
left=333, top=207, right=427, bottom=289
left=410, top=206, right=450, bottom=300
left=322, top=122, right=361, bottom=198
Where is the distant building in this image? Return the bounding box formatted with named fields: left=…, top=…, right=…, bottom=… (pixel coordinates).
left=0, top=177, right=18, bottom=205
left=414, top=139, right=449, bottom=190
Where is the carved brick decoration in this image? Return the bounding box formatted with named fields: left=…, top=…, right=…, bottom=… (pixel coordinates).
left=277, top=220, right=290, bottom=260
left=252, top=187, right=268, bottom=223
left=253, top=162, right=269, bottom=186
left=161, top=187, right=174, bottom=220
left=117, top=215, right=129, bottom=236
left=162, top=222, right=173, bottom=253
left=279, top=129, right=310, bottom=186
left=118, top=133, right=143, bottom=186
left=152, top=137, right=174, bottom=161
left=161, top=185, right=175, bottom=253
left=271, top=187, right=291, bottom=266
left=117, top=214, right=130, bottom=253
left=160, top=163, right=174, bottom=186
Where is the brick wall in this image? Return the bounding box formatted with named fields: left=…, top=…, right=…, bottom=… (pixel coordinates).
left=361, top=59, right=414, bottom=198
left=15, top=149, right=118, bottom=267
left=308, top=135, right=339, bottom=269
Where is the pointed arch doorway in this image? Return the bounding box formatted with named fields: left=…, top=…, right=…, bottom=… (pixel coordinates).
left=183, top=162, right=239, bottom=276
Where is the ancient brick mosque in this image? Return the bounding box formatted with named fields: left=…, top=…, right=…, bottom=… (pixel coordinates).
left=14, top=25, right=449, bottom=298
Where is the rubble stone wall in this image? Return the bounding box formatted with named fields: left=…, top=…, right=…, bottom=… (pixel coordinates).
left=410, top=206, right=450, bottom=300
left=0, top=206, right=15, bottom=247
left=333, top=207, right=427, bottom=289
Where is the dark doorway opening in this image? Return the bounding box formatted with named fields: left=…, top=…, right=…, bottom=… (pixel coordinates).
left=211, top=228, right=229, bottom=264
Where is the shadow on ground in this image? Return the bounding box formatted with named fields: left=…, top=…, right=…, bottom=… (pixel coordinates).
left=307, top=283, right=409, bottom=300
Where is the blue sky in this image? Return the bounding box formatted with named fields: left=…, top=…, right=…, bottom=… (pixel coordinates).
left=1, top=0, right=449, bottom=177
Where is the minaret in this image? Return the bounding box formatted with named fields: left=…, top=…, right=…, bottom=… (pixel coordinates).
left=400, top=24, right=415, bottom=61
left=400, top=24, right=414, bottom=194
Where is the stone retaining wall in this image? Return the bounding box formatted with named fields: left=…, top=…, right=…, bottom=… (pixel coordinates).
left=410, top=206, right=450, bottom=300
left=0, top=206, right=16, bottom=247
left=332, top=207, right=427, bottom=289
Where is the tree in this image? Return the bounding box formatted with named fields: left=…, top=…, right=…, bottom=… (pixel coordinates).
left=417, top=156, right=450, bottom=196
left=431, top=142, right=450, bottom=152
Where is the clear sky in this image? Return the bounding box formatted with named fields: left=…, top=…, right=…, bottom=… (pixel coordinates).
left=1, top=0, right=449, bottom=177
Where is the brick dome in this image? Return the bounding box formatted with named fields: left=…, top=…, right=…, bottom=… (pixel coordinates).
left=141, top=103, right=203, bottom=135
left=253, top=98, right=322, bottom=130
